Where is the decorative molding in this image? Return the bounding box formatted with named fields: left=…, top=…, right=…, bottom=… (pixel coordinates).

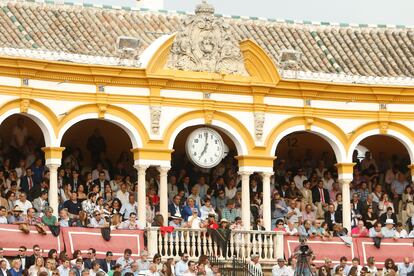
left=379, top=121, right=389, bottom=134
left=97, top=104, right=108, bottom=119
left=305, top=116, right=314, bottom=131
left=253, top=112, right=265, bottom=141
left=150, top=105, right=162, bottom=135
left=20, top=98, right=30, bottom=113
left=166, top=1, right=248, bottom=75
left=204, top=109, right=215, bottom=125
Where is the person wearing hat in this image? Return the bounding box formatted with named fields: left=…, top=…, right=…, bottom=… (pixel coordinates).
left=169, top=213, right=183, bottom=228
left=381, top=218, right=396, bottom=238
left=249, top=254, right=262, bottom=275
left=7, top=205, right=25, bottom=224
left=379, top=206, right=398, bottom=225
left=272, top=258, right=291, bottom=276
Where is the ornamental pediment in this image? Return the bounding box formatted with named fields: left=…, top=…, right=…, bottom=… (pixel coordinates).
left=165, top=1, right=248, bottom=76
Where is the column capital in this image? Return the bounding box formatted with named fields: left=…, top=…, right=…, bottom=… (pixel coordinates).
left=42, top=147, right=65, bottom=164
left=134, top=165, right=149, bottom=173
left=157, top=166, right=171, bottom=174
left=335, top=163, right=356, bottom=174
left=261, top=171, right=274, bottom=178
left=238, top=170, right=253, bottom=177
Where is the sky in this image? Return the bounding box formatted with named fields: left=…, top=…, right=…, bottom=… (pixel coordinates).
left=82, top=0, right=414, bottom=25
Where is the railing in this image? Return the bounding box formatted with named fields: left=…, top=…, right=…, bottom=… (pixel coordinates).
left=146, top=227, right=284, bottom=262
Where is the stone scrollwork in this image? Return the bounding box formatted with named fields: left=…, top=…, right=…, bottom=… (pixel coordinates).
left=166, top=1, right=248, bottom=75
left=150, top=106, right=162, bottom=135
left=254, top=112, right=265, bottom=141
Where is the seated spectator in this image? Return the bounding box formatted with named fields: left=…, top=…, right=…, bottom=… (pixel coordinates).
left=324, top=204, right=341, bottom=231
left=32, top=190, right=48, bottom=217
left=82, top=192, right=97, bottom=218
left=62, top=192, right=82, bottom=219
left=88, top=211, right=109, bottom=228
left=116, top=249, right=134, bottom=272
left=168, top=213, right=183, bottom=229
left=382, top=258, right=398, bottom=276
left=398, top=257, right=414, bottom=276
left=120, top=194, right=137, bottom=220
left=362, top=205, right=378, bottom=229
left=285, top=221, right=298, bottom=236
left=0, top=206, right=7, bottom=224
left=272, top=258, right=292, bottom=276
left=332, top=224, right=347, bottom=237
left=379, top=207, right=398, bottom=225
left=136, top=251, right=150, bottom=273
left=7, top=205, right=25, bottom=224
left=378, top=193, right=394, bottom=216
left=286, top=199, right=302, bottom=227
left=8, top=259, right=23, bottom=276
left=118, top=212, right=143, bottom=230
left=369, top=222, right=384, bottom=238
left=221, top=199, right=240, bottom=223
left=273, top=219, right=286, bottom=233
left=302, top=204, right=316, bottom=222
left=57, top=258, right=71, bottom=276
left=351, top=220, right=369, bottom=237
left=203, top=212, right=218, bottom=229
left=214, top=190, right=228, bottom=211
left=181, top=198, right=199, bottom=222
left=89, top=260, right=106, bottom=276
left=366, top=257, right=378, bottom=275
left=41, top=207, right=58, bottom=226
left=199, top=198, right=216, bottom=220
left=59, top=209, right=72, bottom=227
left=298, top=220, right=314, bottom=238
left=381, top=219, right=396, bottom=238
left=395, top=222, right=408, bottom=238
left=14, top=193, right=32, bottom=214
left=168, top=195, right=182, bottom=219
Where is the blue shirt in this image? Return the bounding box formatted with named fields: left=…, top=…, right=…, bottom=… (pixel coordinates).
left=175, top=261, right=188, bottom=276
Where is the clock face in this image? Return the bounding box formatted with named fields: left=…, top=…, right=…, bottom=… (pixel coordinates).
left=186, top=127, right=225, bottom=168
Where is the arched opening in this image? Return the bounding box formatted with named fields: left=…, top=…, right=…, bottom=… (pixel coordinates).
left=0, top=114, right=47, bottom=204
left=168, top=125, right=241, bottom=222
left=351, top=134, right=411, bottom=221
left=272, top=131, right=339, bottom=227
left=60, top=119, right=135, bottom=199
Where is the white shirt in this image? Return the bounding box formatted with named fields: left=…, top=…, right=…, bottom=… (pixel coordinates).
left=175, top=261, right=188, bottom=276
left=188, top=216, right=201, bottom=229
left=15, top=199, right=33, bottom=214
left=120, top=202, right=138, bottom=219
left=92, top=169, right=110, bottom=181
left=293, top=175, right=307, bottom=189
left=0, top=258, right=10, bottom=269
left=0, top=216, right=8, bottom=224
left=272, top=265, right=293, bottom=276
left=398, top=263, right=414, bottom=276
left=116, top=190, right=130, bottom=206
left=395, top=229, right=408, bottom=238
left=323, top=178, right=334, bottom=191
left=57, top=265, right=70, bottom=276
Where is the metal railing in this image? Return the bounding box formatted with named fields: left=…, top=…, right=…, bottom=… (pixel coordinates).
left=146, top=227, right=284, bottom=262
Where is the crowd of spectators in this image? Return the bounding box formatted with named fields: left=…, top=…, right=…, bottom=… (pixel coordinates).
left=0, top=245, right=224, bottom=276
left=1, top=122, right=414, bottom=275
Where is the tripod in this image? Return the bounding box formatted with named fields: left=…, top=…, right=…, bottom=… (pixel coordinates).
left=294, top=255, right=314, bottom=276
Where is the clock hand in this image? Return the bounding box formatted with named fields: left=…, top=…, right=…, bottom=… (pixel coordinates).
left=199, top=142, right=208, bottom=160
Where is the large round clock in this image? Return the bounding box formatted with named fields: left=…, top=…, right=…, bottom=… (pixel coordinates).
left=186, top=127, right=225, bottom=168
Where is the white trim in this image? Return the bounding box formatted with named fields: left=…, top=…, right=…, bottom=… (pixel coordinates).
left=105, top=86, right=150, bottom=96
left=45, top=158, right=62, bottom=166
left=29, top=79, right=96, bottom=93
left=338, top=173, right=353, bottom=181
left=238, top=166, right=273, bottom=173
left=134, top=159, right=171, bottom=167
left=0, top=76, right=21, bottom=87
left=160, top=90, right=204, bottom=100
left=264, top=97, right=304, bottom=107
left=57, top=113, right=143, bottom=148
left=139, top=34, right=175, bottom=68
left=209, top=93, right=253, bottom=104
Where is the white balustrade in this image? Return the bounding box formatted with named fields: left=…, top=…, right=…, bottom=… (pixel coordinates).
left=147, top=228, right=284, bottom=262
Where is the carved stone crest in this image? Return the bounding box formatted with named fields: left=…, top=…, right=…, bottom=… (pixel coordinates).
left=166, top=1, right=248, bottom=75
left=150, top=106, right=162, bottom=135
left=254, top=112, right=265, bottom=141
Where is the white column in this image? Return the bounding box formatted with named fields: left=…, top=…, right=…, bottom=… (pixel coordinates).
left=47, top=164, right=59, bottom=217
left=158, top=166, right=170, bottom=226
left=239, top=171, right=252, bottom=230
left=136, top=165, right=149, bottom=227
left=340, top=178, right=352, bottom=233
left=262, top=172, right=273, bottom=231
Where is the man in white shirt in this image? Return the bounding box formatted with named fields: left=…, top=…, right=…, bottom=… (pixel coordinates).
left=187, top=208, right=201, bottom=229
left=136, top=251, right=151, bottom=273
left=167, top=175, right=178, bottom=201
left=88, top=211, right=108, bottom=228
left=118, top=213, right=144, bottom=230
left=15, top=192, right=33, bottom=214
left=272, top=258, right=292, bottom=276
left=116, top=183, right=130, bottom=206
left=120, top=194, right=137, bottom=219
left=57, top=259, right=71, bottom=276
left=0, top=248, right=10, bottom=270
left=293, top=169, right=307, bottom=189
left=0, top=207, right=7, bottom=224
left=249, top=254, right=262, bottom=275
left=0, top=260, right=8, bottom=276
left=116, top=249, right=134, bottom=272
left=175, top=253, right=189, bottom=276
left=286, top=199, right=302, bottom=226
left=398, top=257, right=414, bottom=276
left=183, top=261, right=197, bottom=276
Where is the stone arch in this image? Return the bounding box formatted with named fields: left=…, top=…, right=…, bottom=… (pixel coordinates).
left=163, top=110, right=254, bottom=156
left=347, top=121, right=414, bottom=163
left=57, top=104, right=149, bottom=149
left=0, top=99, right=56, bottom=146
left=265, top=116, right=348, bottom=163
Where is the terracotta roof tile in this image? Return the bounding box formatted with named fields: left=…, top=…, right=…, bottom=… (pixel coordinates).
left=0, top=1, right=414, bottom=78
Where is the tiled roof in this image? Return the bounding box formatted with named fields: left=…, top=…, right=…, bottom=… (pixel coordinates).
left=1, top=0, right=414, bottom=79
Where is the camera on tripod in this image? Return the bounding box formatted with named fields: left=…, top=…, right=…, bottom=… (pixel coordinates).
left=298, top=244, right=310, bottom=255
